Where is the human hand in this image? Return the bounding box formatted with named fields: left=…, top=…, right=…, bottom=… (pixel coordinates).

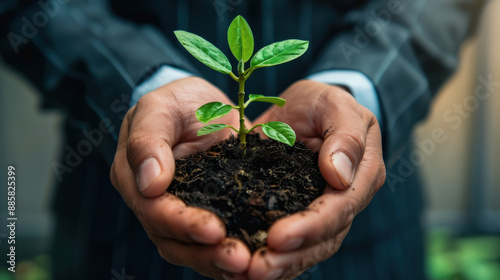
left=246, top=80, right=386, bottom=279
left=110, top=77, right=251, bottom=279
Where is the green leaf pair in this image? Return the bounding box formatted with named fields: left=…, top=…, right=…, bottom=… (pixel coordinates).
left=196, top=95, right=286, bottom=125
left=197, top=122, right=295, bottom=148
left=174, top=16, right=308, bottom=76
left=174, top=15, right=309, bottom=148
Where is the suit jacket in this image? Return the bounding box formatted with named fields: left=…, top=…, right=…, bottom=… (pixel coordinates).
left=0, top=0, right=485, bottom=279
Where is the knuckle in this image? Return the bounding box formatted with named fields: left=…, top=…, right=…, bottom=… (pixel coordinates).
left=127, top=132, right=154, bottom=150
left=376, top=162, right=387, bottom=191
left=120, top=105, right=136, bottom=129
left=331, top=86, right=357, bottom=106
left=336, top=133, right=365, bottom=161
left=345, top=133, right=365, bottom=152
left=126, top=133, right=155, bottom=170
left=136, top=90, right=162, bottom=108
left=316, top=88, right=341, bottom=111
left=359, top=102, right=375, bottom=117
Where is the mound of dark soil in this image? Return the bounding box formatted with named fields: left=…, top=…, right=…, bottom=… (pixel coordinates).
left=167, top=134, right=326, bottom=252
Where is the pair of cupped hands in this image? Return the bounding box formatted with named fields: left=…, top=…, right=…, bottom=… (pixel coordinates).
left=110, top=77, right=386, bottom=280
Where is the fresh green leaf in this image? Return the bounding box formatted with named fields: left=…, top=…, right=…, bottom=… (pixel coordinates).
left=197, top=124, right=228, bottom=136
left=174, top=30, right=232, bottom=74
left=196, top=102, right=233, bottom=123
left=250, top=40, right=309, bottom=69
left=261, top=122, right=296, bottom=146
left=227, top=15, right=254, bottom=62
left=246, top=94, right=286, bottom=107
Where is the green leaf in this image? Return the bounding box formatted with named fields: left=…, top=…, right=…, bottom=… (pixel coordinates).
left=247, top=94, right=286, bottom=107
left=196, top=102, right=233, bottom=123
left=197, top=124, right=228, bottom=136
left=261, top=122, right=296, bottom=146
left=250, top=40, right=309, bottom=69
left=227, top=15, right=254, bottom=62
left=174, top=30, right=232, bottom=74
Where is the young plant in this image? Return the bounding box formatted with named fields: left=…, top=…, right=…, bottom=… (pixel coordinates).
left=174, top=15, right=308, bottom=150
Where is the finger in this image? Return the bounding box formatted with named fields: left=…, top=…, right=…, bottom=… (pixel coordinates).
left=248, top=228, right=349, bottom=280
left=317, top=94, right=371, bottom=190
left=112, top=136, right=226, bottom=244
left=265, top=122, right=385, bottom=252
left=265, top=187, right=354, bottom=252
left=111, top=106, right=139, bottom=207
left=126, top=92, right=180, bottom=197
left=154, top=237, right=251, bottom=279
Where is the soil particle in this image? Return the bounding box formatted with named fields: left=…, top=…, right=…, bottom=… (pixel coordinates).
left=168, top=134, right=326, bottom=252
left=324, top=126, right=333, bottom=137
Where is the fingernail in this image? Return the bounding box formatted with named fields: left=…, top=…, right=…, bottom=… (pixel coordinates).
left=332, top=152, right=354, bottom=188
left=136, top=157, right=161, bottom=191
left=279, top=238, right=303, bottom=251
left=263, top=269, right=284, bottom=280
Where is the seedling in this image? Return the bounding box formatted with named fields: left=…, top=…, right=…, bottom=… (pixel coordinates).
left=174, top=15, right=308, bottom=150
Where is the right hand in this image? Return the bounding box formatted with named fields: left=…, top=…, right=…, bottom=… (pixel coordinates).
left=110, top=77, right=251, bottom=280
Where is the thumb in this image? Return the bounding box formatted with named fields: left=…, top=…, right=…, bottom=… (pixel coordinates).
left=126, top=98, right=180, bottom=198
left=318, top=128, right=366, bottom=190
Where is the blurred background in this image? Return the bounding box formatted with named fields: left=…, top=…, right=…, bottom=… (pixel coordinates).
left=0, top=1, right=499, bottom=280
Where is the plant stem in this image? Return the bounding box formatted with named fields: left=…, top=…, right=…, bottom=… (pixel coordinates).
left=246, top=123, right=262, bottom=134
left=238, top=73, right=246, bottom=148
left=229, top=72, right=239, bottom=82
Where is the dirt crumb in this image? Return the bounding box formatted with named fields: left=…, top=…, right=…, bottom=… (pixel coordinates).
left=222, top=240, right=236, bottom=255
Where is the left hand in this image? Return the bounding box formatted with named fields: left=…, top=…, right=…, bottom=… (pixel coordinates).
left=245, top=80, right=386, bottom=280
